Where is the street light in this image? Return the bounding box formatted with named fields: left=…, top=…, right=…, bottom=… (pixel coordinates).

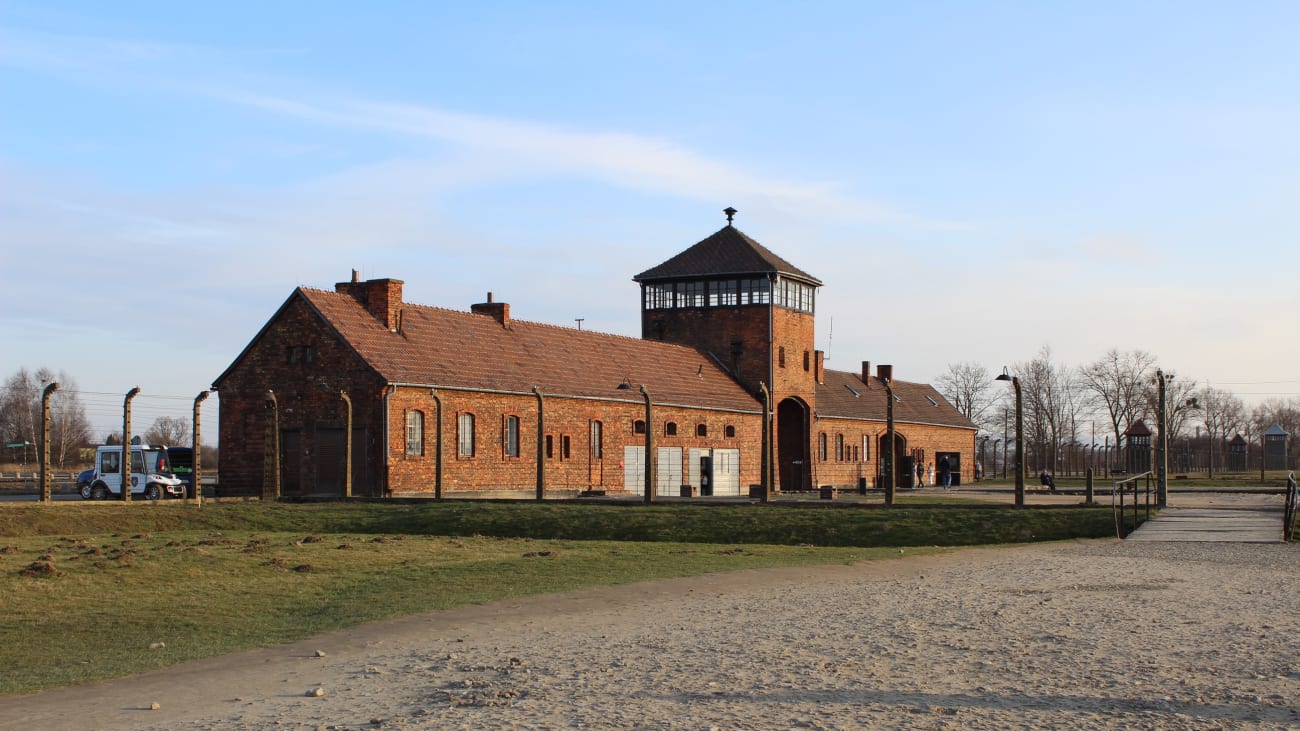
left=995, top=367, right=1025, bottom=507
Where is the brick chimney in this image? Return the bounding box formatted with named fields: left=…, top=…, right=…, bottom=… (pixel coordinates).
left=335, top=272, right=404, bottom=331
left=471, top=292, right=510, bottom=327
left=877, top=363, right=894, bottom=383
left=861, top=361, right=871, bottom=385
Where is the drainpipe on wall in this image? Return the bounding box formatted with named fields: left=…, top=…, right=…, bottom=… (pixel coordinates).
left=533, top=387, right=545, bottom=501
left=883, top=378, right=896, bottom=507
left=429, top=388, right=443, bottom=500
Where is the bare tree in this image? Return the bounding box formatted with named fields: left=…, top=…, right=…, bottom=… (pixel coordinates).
left=144, top=416, right=191, bottom=446
left=934, top=362, right=998, bottom=430
left=1, top=369, right=41, bottom=465
left=1079, top=349, right=1158, bottom=460
left=1198, top=386, right=1244, bottom=478
left=49, top=372, right=92, bottom=467
left=1014, top=346, right=1079, bottom=475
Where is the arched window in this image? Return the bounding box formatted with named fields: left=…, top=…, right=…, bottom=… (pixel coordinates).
left=835, top=434, right=844, bottom=461
left=696, top=423, right=708, bottom=437
left=458, top=413, right=475, bottom=457
left=818, top=432, right=828, bottom=461
left=503, top=415, right=520, bottom=457
left=633, top=419, right=646, bottom=434
left=406, top=411, right=424, bottom=456
left=665, top=421, right=678, bottom=436
left=724, top=424, right=736, bottom=438
left=590, top=420, right=603, bottom=459
left=779, top=346, right=786, bottom=368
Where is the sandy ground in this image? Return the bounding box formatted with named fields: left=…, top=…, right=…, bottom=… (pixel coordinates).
left=2, top=543, right=1297, bottom=729
left=1, top=492, right=1296, bottom=730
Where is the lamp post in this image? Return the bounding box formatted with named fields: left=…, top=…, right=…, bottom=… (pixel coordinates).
left=1155, top=369, right=1171, bottom=508
left=995, top=367, right=1024, bottom=507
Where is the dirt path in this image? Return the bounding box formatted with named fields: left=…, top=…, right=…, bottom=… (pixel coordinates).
left=2, top=535, right=1297, bottom=730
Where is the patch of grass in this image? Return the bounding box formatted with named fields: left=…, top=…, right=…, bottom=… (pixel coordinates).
left=0, top=500, right=1115, bottom=694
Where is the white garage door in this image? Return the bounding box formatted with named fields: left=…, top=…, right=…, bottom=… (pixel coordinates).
left=713, top=448, right=741, bottom=496
left=623, top=446, right=645, bottom=494
left=656, top=447, right=682, bottom=496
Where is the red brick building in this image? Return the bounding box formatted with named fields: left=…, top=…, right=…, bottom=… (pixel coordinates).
left=213, top=214, right=976, bottom=497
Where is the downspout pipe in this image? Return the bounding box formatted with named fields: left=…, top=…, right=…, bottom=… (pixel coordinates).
left=883, top=378, right=896, bottom=507
left=382, top=385, right=396, bottom=496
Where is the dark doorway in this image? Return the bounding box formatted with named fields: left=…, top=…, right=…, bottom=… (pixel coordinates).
left=877, top=432, right=909, bottom=489
left=777, top=398, right=810, bottom=491
left=281, top=429, right=302, bottom=495
left=315, top=427, right=345, bottom=495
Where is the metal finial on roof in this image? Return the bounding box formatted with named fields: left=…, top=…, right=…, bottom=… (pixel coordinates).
left=724, top=206, right=737, bottom=225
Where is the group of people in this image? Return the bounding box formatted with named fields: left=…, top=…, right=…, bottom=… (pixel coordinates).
left=915, top=457, right=953, bottom=489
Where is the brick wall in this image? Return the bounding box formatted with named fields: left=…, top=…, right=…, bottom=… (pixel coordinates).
left=389, top=386, right=763, bottom=495
left=810, top=415, right=976, bottom=489
left=216, top=294, right=386, bottom=496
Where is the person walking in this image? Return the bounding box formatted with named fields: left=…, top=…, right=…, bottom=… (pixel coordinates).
left=916, top=461, right=925, bottom=488
left=939, top=457, right=952, bottom=489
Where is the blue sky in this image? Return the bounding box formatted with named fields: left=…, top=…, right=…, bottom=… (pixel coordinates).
left=4, top=1, right=1300, bottom=439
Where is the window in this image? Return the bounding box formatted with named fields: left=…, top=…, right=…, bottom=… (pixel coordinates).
left=818, top=433, right=828, bottom=461
left=406, top=411, right=424, bottom=456
left=862, top=435, right=870, bottom=461
left=590, top=421, right=603, bottom=459
left=633, top=419, right=646, bottom=434
left=803, top=351, right=810, bottom=371
left=708, top=279, right=738, bottom=306
left=546, top=434, right=554, bottom=459
left=101, top=450, right=120, bottom=474
left=504, top=415, right=520, bottom=458
left=696, top=423, right=708, bottom=437
left=836, top=434, right=844, bottom=461
left=739, top=278, right=770, bottom=305
left=665, top=421, right=678, bottom=436
left=779, top=347, right=786, bottom=368
left=724, top=424, right=736, bottom=438
left=562, top=435, right=571, bottom=460
left=458, top=413, right=475, bottom=457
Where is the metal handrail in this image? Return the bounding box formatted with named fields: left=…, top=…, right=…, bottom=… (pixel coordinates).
left=1112, top=471, right=1154, bottom=538
left=1285, top=472, right=1298, bottom=542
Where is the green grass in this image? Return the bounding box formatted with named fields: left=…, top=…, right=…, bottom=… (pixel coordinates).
left=0, top=500, right=1117, bottom=695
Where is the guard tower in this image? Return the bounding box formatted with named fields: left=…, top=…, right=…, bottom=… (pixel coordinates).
left=1227, top=433, right=1247, bottom=472
left=1124, top=419, right=1152, bottom=475
left=633, top=208, right=823, bottom=491
left=1264, top=424, right=1289, bottom=470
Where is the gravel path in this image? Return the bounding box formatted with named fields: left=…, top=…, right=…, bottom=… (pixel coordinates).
left=2, top=536, right=1296, bottom=730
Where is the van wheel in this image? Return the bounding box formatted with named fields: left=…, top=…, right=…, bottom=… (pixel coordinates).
left=79, top=483, right=93, bottom=500
left=91, top=483, right=108, bottom=500
left=144, top=484, right=162, bottom=501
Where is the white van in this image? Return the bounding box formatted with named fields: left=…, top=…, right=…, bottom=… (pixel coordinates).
left=85, top=444, right=187, bottom=500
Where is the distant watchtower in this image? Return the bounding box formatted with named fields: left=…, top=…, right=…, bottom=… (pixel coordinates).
left=633, top=208, right=823, bottom=490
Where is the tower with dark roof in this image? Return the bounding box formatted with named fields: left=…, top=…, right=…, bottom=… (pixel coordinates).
left=633, top=210, right=823, bottom=490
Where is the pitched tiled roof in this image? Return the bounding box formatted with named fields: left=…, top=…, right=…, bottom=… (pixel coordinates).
left=634, top=226, right=822, bottom=286
left=298, top=288, right=761, bottom=412
left=815, top=369, right=977, bottom=430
